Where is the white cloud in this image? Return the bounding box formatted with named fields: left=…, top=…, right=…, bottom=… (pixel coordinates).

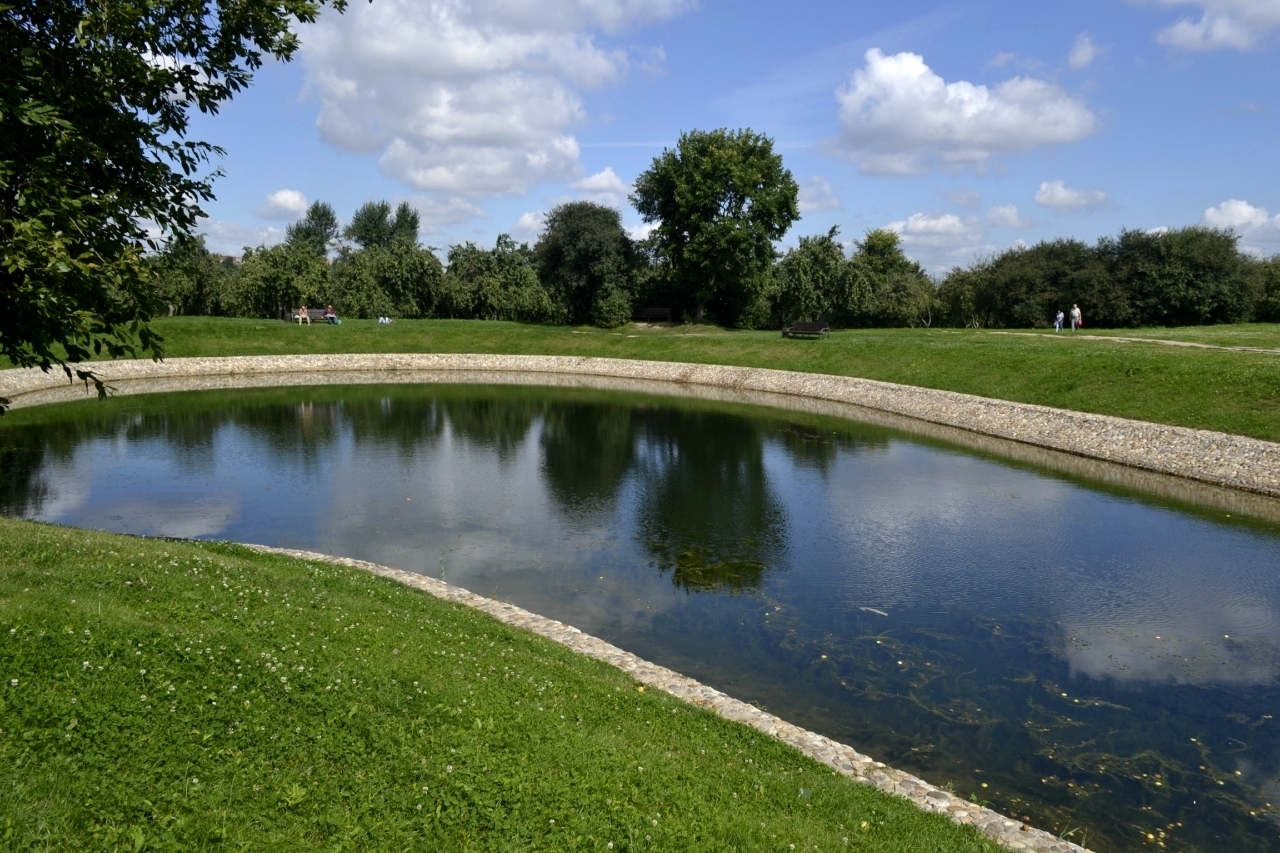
left=302, top=0, right=690, bottom=197
left=511, top=210, right=546, bottom=241
left=886, top=211, right=992, bottom=271
left=1034, top=179, right=1111, bottom=211
left=1068, top=33, right=1105, bottom=69
left=938, top=188, right=983, bottom=209
left=985, top=204, right=1031, bottom=227
left=570, top=167, right=633, bottom=207
left=627, top=221, right=657, bottom=241
left=798, top=176, right=841, bottom=213
left=1155, top=0, right=1280, bottom=51
left=829, top=49, right=1100, bottom=175
left=252, top=189, right=310, bottom=221
left=197, top=218, right=287, bottom=255
left=408, top=196, right=491, bottom=232
left=1203, top=199, right=1280, bottom=253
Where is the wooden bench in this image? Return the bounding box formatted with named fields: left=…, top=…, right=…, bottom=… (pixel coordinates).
left=782, top=321, right=830, bottom=339
left=632, top=306, right=673, bottom=324
left=288, top=308, right=328, bottom=323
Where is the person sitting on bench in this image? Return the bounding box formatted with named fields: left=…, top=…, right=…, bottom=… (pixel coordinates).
left=322, top=305, right=339, bottom=324
left=297, top=304, right=311, bottom=325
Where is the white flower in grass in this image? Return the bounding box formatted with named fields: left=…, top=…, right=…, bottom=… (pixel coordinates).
left=8, top=680, right=16, bottom=687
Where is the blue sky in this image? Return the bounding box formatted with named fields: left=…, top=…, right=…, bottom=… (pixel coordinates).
left=190, top=0, right=1280, bottom=270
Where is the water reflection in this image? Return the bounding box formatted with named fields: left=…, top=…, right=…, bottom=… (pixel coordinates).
left=2, top=384, right=1280, bottom=852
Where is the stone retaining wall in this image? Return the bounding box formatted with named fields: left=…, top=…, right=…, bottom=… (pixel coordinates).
left=3, top=353, right=1278, bottom=498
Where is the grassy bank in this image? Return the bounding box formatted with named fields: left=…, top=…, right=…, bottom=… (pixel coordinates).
left=0, top=517, right=999, bottom=852
left=71, top=316, right=1280, bottom=441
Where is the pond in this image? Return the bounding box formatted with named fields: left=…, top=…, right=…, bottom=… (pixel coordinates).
left=3, top=381, right=1280, bottom=853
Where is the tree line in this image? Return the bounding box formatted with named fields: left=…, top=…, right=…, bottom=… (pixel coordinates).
left=154, top=128, right=1280, bottom=330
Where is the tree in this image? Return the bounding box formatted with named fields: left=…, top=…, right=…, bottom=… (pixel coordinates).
left=330, top=241, right=445, bottom=319
left=631, top=128, right=799, bottom=326
left=847, top=230, right=936, bottom=327
left=0, top=0, right=345, bottom=411
left=442, top=235, right=556, bottom=323
left=286, top=202, right=341, bottom=257
left=535, top=201, right=639, bottom=328
left=227, top=244, right=329, bottom=319
left=149, top=234, right=231, bottom=317
left=772, top=226, right=846, bottom=326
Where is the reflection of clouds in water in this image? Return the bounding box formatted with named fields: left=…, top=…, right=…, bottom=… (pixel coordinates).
left=317, top=418, right=677, bottom=637
left=86, top=497, right=240, bottom=540
left=772, top=440, right=1280, bottom=687
left=1063, top=621, right=1280, bottom=685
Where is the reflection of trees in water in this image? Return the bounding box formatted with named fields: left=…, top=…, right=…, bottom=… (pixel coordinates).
left=772, top=423, right=887, bottom=475
left=0, top=427, right=50, bottom=516
left=539, top=402, right=637, bottom=523
left=440, top=397, right=541, bottom=463
left=631, top=409, right=786, bottom=595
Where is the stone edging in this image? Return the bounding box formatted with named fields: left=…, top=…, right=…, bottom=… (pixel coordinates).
left=248, top=545, right=1089, bottom=853
left=2, top=353, right=1277, bottom=498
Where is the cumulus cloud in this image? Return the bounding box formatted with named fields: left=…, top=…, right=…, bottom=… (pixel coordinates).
left=570, top=167, right=632, bottom=207
left=301, top=0, right=690, bottom=198
left=1203, top=199, right=1280, bottom=253
left=886, top=211, right=992, bottom=270
left=985, top=204, right=1031, bottom=227
left=798, top=176, right=841, bottom=213
left=511, top=210, right=546, bottom=242
left=828, top=49, right=1100, bottom=175
left=938, top=188, right=983, bottom=209
left=197, top=218, right=287, bottom=255
left=1068, top=33, right=1105, bottom=69
left=1034, top=179, right=1111, bottom=211
left=252, top=189, right=309, bottom=221
left=1155, top=0, right=1280, bottom=51
left=408, top=196, right=490, bottom=232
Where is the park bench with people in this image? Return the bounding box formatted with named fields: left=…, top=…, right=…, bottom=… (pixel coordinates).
left=288, top=308, right=328, bottom=323
left=781, top=321, right=830, bottom=339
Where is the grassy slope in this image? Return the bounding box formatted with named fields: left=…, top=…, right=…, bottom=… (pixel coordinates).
left=119, top=317, right=1280, bottom=441
left=0, top=517, right=999, bottom=852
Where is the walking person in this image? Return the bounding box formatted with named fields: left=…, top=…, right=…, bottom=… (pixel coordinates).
left=1069, top=304, right=1082, bottom=332
left=1054, top=309, right=1064, bottom=332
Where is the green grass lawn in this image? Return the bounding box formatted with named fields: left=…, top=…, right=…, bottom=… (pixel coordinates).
left=60, top=317, right=1280, bottom=442
left=0, top=517, right=1000, bottom=852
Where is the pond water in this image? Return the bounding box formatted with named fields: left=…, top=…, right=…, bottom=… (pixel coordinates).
left=3, top=382, right=1280, bottom=853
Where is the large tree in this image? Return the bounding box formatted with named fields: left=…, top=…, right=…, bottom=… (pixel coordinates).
left=631, top=128, right=799, bottom=325
left=535, top=201, right=639, bottom=328
left=0, top=0, right=344, bottom=411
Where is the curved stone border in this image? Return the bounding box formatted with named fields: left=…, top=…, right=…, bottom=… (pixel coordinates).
left=248, top=545, right=1089, bottom=853
left=3, top=353, right=1278, bottom=499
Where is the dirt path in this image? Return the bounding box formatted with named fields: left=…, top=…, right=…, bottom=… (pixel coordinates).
left=989, top=330, right=1280, bottom=355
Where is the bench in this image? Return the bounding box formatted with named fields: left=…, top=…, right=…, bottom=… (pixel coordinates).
left=632, top=306, right=673, bottom=324
left=782, top=321, right=830, bottom=339
left=288, top=308, right=328, bottom=323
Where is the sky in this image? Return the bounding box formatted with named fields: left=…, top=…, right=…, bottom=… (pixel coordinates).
left=189, top=0, right=1280, bottom=271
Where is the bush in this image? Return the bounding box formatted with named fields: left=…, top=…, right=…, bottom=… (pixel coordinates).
left=536, top=202, right=639, bottom=327
left=442, top=236, right=557, bottom=323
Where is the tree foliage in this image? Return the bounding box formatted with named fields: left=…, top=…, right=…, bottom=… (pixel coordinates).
left=535, top=202, right=639, bottom=328
left=286, top=202, right=341, bottom=257
left=343, top=201, right=420, bottom=251
left=440, top=236, right=556, bottom=323
left=149, top=235, right=233, bottom=317
left=329, top=241, right=444, bottom=319
left=0, top=0, right=344, bottom=410
left=631, top=129, right=799, bottom=326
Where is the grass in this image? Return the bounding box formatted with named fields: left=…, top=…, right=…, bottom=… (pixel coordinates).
left=52, top=316, right=1280, bottom=442
left=0, top=516, right=1001, bottom=852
